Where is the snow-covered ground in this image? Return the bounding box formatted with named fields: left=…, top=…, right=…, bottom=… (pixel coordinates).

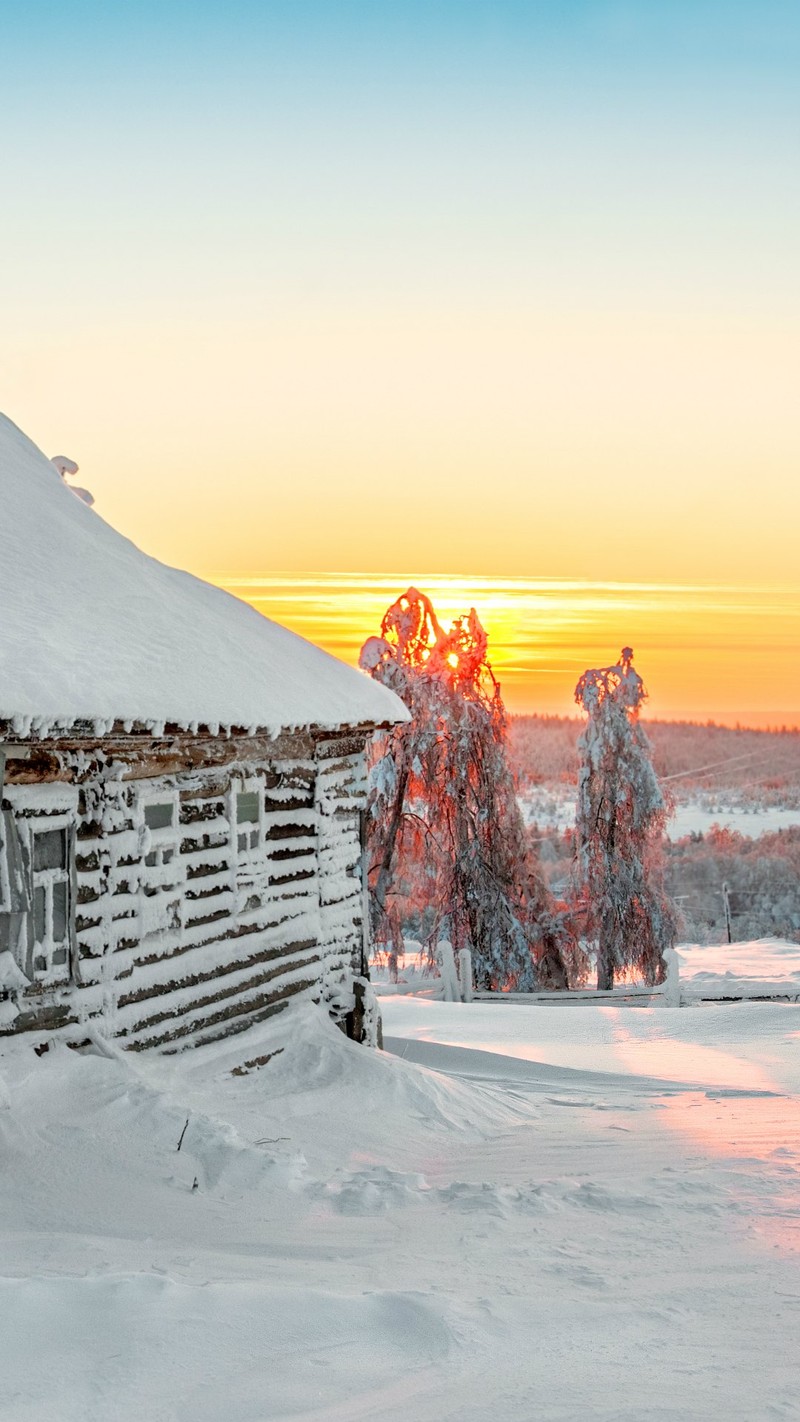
left=669, top=803, right=800, bottom=839
left=2, top=990, right=799, bottom=1420
left=679, top=938, right=800, bottom=1000
left=521, top=788, right=800, bottom=839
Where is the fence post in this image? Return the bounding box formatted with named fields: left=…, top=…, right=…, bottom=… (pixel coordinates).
left=437, top=940, right=461, bottom=1001
left=662, top=945, right=681, bottom=1007
left=457, top=947, right=473, bottom=1003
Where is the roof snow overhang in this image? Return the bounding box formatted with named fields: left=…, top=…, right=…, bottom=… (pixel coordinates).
left=0, top=416, right=409, bottom=739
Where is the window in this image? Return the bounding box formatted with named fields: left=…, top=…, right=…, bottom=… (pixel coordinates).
left=139, top=794, right=182, bottom=936
left=142, top=799, right=177, bottom=870
left=29, top=819, right=73, bottom=981
left=144, top=801, right=174, bottom=832
left=0, top=810, right=29, bottom=918
left=236, top=791, right=260, bottom=854
left=1, top=788, right=78, bottom=984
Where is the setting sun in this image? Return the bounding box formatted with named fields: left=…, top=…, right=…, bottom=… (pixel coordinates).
left=213, top=572, right=800, bottom=729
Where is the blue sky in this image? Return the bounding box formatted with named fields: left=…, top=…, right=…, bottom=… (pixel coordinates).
left=0, top=0, right=798, bottom=608
left=4, top=0, right=798, bottom=321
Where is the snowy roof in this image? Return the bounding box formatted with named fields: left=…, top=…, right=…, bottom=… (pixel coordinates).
left=0, top=416, right=409, bottom=737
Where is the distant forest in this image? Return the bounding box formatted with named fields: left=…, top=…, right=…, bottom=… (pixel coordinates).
left=510, top=715, right=800, bottom=806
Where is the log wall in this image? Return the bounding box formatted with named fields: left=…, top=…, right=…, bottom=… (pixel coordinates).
left=0, top=729, right=371, bottom=1052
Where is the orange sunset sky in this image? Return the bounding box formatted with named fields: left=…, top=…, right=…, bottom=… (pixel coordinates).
left=3, top=3, right=798, bottom=728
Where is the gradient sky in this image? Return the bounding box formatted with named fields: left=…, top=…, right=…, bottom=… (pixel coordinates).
left=1, top=2, right=798, bottom=722
left=214, top=574, right=800, bottom=728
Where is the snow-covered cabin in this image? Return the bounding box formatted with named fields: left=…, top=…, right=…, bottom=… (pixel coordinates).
left=0, top=416, right=407, bottom=1051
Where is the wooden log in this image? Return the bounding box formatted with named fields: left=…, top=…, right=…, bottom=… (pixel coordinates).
left=116, top=937, right=319, bottom=1010
left=119, top=951, right=321, bottom=1033
left=162, top=994, right=295, bottom=1054
left=126, top=974, right=316, bottom=1052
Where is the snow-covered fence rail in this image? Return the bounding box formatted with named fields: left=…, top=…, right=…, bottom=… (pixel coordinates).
left=473, top=941, right=800, bottom=1006
left=472, top=946, right=682, bottom=1007
left=472, top=984, right=672, bottom=1006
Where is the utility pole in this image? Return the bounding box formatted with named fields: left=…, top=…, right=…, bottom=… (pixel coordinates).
left=722, top=881, right=733, bottom=945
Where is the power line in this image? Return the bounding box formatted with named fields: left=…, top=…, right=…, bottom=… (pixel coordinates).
left=661, top=749, right=785, bottom=782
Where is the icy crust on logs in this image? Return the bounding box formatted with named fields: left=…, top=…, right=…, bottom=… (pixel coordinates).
left=0, top=417, right=408, bottom=735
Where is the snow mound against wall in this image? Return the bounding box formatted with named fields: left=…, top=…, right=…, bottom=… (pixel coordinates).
left=0, top=1041, right=306, bottom=1227
left=0, top=1003, right=531, bottom=1233
left=233, top=1001, right=532, bottom=1143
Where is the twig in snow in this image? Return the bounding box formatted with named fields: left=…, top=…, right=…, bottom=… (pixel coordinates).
left=176, top=1118, right=189, bottom=1152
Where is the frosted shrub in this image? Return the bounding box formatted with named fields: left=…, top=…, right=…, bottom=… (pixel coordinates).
left=360, top=588, right=571, bottom=991
left=574, top=648, right=677, bottom=990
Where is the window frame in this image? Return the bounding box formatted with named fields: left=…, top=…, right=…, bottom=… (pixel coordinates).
left=232, top=777, right=266, bottom=867
left=136, top=789, right=183, bottom=938
left=22, top=811, right=75, bottom=984
left=139, top=794, right=179, bottom=872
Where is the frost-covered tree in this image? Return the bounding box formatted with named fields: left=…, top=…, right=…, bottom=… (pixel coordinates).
left=573, top=647, right=677, bottom=990
left=360, top=588, right=570, bottom=990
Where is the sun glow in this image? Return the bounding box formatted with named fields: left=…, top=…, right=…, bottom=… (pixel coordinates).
left=212, top=573, right=800, bottom=728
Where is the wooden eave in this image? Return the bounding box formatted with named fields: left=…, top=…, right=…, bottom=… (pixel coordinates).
left=0, top=717, right=396, bottom=789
